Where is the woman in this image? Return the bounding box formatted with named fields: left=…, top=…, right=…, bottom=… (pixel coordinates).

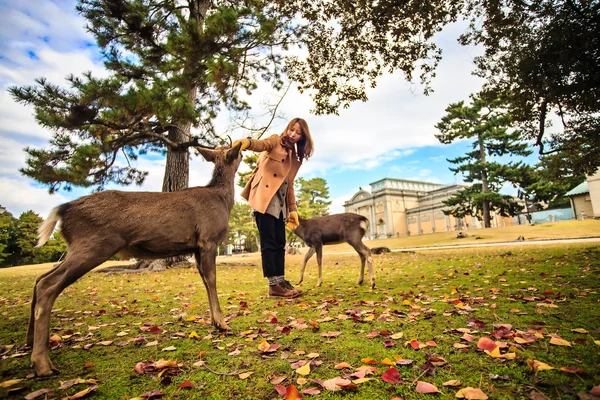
left=235, top=118, right=314, bottom=298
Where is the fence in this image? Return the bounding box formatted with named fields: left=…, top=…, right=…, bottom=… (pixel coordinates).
left=517, top=207, right=574, bottom=225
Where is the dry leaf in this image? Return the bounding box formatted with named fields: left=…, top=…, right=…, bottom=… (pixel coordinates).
left=416, top=381, right=440, bottom=394
left=455, top=387, right=488, bottom=399
left=238, top=372, right=254, bottom=380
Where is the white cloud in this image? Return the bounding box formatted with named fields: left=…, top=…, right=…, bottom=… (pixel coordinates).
left=0, top=177, right=68, bottom=217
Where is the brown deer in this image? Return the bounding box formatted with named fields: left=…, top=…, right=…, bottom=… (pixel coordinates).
left=292, top=213, right=374, bottom=288
left=30, top=144, right=242, bottom=377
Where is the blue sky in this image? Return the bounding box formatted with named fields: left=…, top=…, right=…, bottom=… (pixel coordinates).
left=0, top=1, right=536, bottom=217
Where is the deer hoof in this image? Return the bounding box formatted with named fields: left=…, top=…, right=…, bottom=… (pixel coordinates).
left=316, top=281, right=322, bottom=287
left=371, top=282, right=376, bottom=289
left=357, top=279, right=364, bottom=285
left=32, top=358, right=58, bottom=377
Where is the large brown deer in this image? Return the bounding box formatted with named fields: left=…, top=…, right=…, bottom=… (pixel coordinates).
left=30, top=144, right=242, bottom=377
left=292, top=213, right=374, bottom=288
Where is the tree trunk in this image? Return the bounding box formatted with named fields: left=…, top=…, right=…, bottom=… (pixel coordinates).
left=478, top=134, right=491, bottom=228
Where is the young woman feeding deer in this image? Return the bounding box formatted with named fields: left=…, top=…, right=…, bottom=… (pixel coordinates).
left=235, top=118, right=314, bottom=299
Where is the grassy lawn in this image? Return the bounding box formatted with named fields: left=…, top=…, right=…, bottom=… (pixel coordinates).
left=0, top=222, right=599, bottom=399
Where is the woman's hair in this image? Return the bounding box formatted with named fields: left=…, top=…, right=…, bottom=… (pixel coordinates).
left=282, top=117, right=314, bottom=162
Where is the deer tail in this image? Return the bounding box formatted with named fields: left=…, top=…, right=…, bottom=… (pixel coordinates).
left=37, top=206, right=61, bottom=247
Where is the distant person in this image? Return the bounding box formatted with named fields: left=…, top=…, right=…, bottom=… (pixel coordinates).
left=234, top=118, right=314, bottom=298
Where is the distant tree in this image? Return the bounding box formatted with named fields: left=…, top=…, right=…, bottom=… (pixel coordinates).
left=442, top=184, right=522, bottom=225
left=295, top=177, right=331, bottom=219
left=237, top=154, right=259, bottom=189
left=461, top=0, right=600, bottom=174
left=0, top=207, right=16, bottom=267
left=227, top=202, right=257, bottom=253
left=12, top=211, right=44, bottom=266
left=33, top=233, right=68, bottom=265
left=435, top=93, right=531, bottom=227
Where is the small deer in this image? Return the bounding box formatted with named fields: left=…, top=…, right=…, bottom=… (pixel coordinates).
left=292, top=213, right=374, bottom=288
left=30, top=144, right=242, bottom=377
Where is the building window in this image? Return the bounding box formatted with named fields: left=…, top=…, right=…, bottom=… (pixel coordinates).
left=435, top=213, right=445, bottom=220
left=421, top=215, right=430, bottom=222
left=408, top=217, right=416, bottom=224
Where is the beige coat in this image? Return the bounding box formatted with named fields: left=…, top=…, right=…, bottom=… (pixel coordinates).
left=240, top=134, right=302, bottom=215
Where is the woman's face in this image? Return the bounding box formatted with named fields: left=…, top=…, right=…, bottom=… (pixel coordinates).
left=286, top=122, right=303, bottom=144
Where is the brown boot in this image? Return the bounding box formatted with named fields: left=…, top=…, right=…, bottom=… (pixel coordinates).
left=281, top=279, right=303, bottom=295
left=268, top=283, right=301, bottom=298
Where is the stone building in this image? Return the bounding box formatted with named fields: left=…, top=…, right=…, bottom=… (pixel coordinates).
left=344, top=178, right=514, bottom=239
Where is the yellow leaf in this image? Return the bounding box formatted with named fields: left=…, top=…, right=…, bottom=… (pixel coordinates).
left=527, top=359, right=553, bottom=372
left=571, top=328, right=588, bottom=334
left=295, top=362, right=311, bottom=376
left=390, top=332, right=404, bottom=339
left=307, top=353, right=319, bottom=359
left=0, top=379, right=23, bottom=388
left=296, top=377, right=307, bottom=385
left=257, top=339, right=270, bottom=352
left=594, top=340, right=600, bottom=346
left=484, top=347, right=501, bottom=357
left=352, top=377, right=375, bottom=384
left=403, top=299, right=411, bottom=305
left=549, top=337, right=571, bottom=347
left=162, top=346, right=176, bottom=351
left=453, top=343, right=468, bottom=349
left=189, top=331, right=199, bottom=339
left=381, top=358, right=395, bottom=366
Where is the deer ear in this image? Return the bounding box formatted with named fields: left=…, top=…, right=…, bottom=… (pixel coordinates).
left=226, top=142, right=242, bottom=163
left=198, top=147, right=216, bottom=162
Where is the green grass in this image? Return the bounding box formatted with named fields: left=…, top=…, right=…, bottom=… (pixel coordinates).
left=0, top=224, right=599, bottom=399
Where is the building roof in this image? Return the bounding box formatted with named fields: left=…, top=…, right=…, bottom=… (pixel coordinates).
left=565, top=181, right=589, bottom=196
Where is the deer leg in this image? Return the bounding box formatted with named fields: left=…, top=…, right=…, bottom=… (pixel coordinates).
left=31, top=247, right=113, bottom=377
left=195, top=246, right=229, bottom=331
left=298, top=247, right=316, bottom=285
left=315, top=244, right=323, bottom=287
left=351, top=242, right=375, bottom=288
left=27, top=265, right=59, bottom=347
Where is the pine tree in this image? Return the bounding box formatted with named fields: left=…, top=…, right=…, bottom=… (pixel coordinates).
left=13, top=211, right=44, bottom=266
left=0, top=207, right=16, bottom=267
left=435, top=93, right=531, bottom=227
left=295, top=177, right=332, bottom=219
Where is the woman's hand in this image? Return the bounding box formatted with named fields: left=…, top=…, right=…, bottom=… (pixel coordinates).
left=287, top=211, right=299, bottom=230
left=232, top=138, right=251, bottom=150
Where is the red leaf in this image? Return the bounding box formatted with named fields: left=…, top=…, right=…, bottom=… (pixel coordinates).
left=383, top=340, right=395, bottom=348
left=381, top=367, right=403, bottom=384
left=178, top=380, right=195, bottom=389
left=274, top=385, right=287, bottom=396
left=477, top=337, right=497, bottom=352
left=149, top=326, right=164, bottom=334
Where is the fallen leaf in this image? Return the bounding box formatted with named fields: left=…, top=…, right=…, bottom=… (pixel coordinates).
left=59, top=378, right=99, bottom=390
left=284, top=385, right=302, bottom=399
left=361, top=357, right=378, bottom=365
left=455, top=387, right=488, bottom=399
left=571, top=328, right=588, bottom=334
left=24, top=388, right=53, bottom=400
left=416, top=381, right=440, bottom=394
left=61, top=384, right=98, bottom=400
left=443, top=380, right=462, bottom=386
left=527, top=359, right=554, bottom=372
left=381, top=367, right=402, bottom=384
left=320, top=331, right=342, bottom=338
left=477, top=337, right=497, bottom=352
left=238, top=372, right=254, bottom=380
left=334, top=362, right=352, bottom=369
left=0, top=379, right=24, bottom=388
left=178, top=380, right=195, bottom=389
left=549, top=337, right=571, bottom=347
left=270, top=376, right=287, bottom=385
left=145, top=340, right=158, bottom=347
left=162, top=346, right=176, bottom=351
left=302, top=387, right=320, bottom=395
left=295, top=362, right=311, bottom=376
